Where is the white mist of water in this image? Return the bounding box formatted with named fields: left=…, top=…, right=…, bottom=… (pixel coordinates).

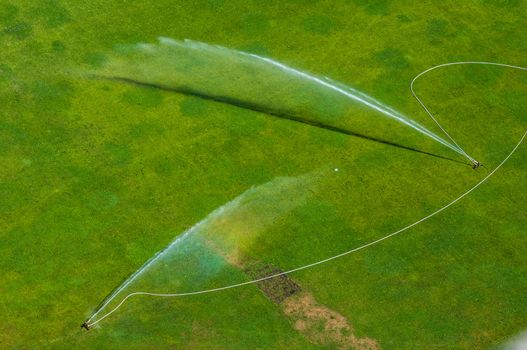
left=95, top=37, right=466, bottom=158
left=498, top=331, right=527, bottom=350
left=86, top=171, right=323, bottom=326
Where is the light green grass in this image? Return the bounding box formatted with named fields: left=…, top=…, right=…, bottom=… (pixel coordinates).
left=0, top=1, right=526, bottom=349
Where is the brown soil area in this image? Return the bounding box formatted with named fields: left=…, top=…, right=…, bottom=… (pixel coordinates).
left=202, top=239, right=380, bottom=350
left=282, top=292, right=380, bottom=350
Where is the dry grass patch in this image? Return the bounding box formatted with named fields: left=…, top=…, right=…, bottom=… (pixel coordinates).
left=282, top=292, right=380, bottom=350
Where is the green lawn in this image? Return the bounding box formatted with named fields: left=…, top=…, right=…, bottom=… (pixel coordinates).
left=0, top=1, right=526, bottom=349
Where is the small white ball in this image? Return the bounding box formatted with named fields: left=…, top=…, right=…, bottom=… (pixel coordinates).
left=334, top=168, right=339, bottom=172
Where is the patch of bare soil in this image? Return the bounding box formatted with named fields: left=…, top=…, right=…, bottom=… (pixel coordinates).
left=200, top=242, right=380, bottom=350
left=244, top=263, right=302, bottom=303
left=282, top=292, right=380, bottom=350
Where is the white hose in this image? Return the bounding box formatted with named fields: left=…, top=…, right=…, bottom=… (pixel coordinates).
left=411, top=61, right=527, bottom=165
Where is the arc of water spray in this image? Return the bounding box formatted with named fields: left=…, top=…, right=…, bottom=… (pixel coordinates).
left=168, top=39, right=474, bottom=161
left=85, top=61, right=526, bottom=328
left=245, top=52, right=466, bottom=157
left=95, top=37, right=473, bottom=161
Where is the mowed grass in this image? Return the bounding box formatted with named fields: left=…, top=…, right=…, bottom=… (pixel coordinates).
left=0, top=0, right=526, bottom=349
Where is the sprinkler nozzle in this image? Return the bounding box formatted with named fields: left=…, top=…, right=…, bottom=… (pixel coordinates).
left=472, top=161, right=481, bottom=170
left=81, top=322, right=91, bottom=331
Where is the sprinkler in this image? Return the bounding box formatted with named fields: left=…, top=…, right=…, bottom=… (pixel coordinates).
left=472, top=161, right=481, bottom=170
left=81, top=322, right=91, bottom=331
